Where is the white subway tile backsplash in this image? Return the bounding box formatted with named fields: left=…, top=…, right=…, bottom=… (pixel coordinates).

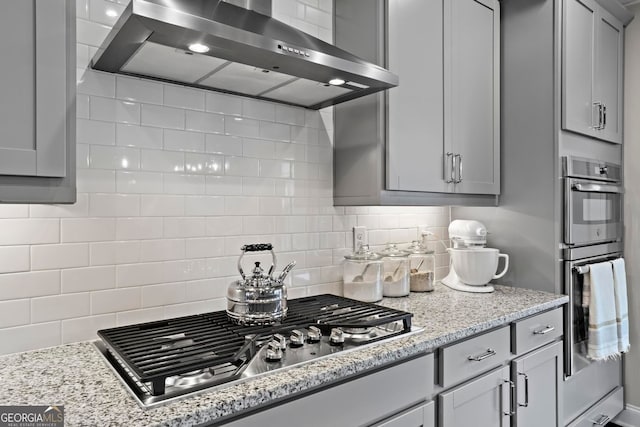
left=140, top=149, right=185, bottom=173
left=163, top=217, right=206, bottom=238
left=61, top=314, right=116, bottom=344
left=78, top=119, right=115, bottom=145
left=116, top=171, right=164, bottom=194
left=225, top=117, right=260, bottom=138
left=77, top=70, right=115, bottom=97
left=116, top=124, right=163, bottom=149
left=206, top=134, right=242, bottom=156
left=62, top=266, right=116, bottom=293
left=185, top=111, right=225, bottom=134
left=0, top=271, right=60, bottom=301
left=141, top=195, right=185, bottom=217
left=116, top=217, right=163, bottom=240
left=90, top=145, right=140, bottom=170
left=61, top=218, right=116, bottom=243
left=185, top=153, right=224, bottom=175
left=224, top=157, right=260, bottom=177
left=0, top=219, right=60, bottom=246
left=31, top=243, right=89, bottom=270
left=164, top=85, right=205, bottom=111
left=0, top=300, right=30, bottom=328
left=141, top=104, right=184, bottom=129
left=164, top=129, right=205, bottom=152
left=89, top=193, right=141, bottom=217
left=206, top=176, right=243, bottom=196
left=116, top=76, right=164, bottom=104
left=91, top=97, right=141, bottom=124
left=91, top=288, right=141, bottom=314
left=0, top=2, right=452, bottom=352
left=184, top=196, right=225, bottom=216
left=31, top=293, right=90, bottom=323
left=260, top=122, right=291, bottom=142
left=0, top=322, right=61, bottom=355
left=90, top=241, right=141, bottom=266
left=30, top=194, right=89, bottom=218
left=164, top=174, right=206, bottom=195
left=205, top=92, right=242, bottom=116
left=242, top=100, right=276, bottom=121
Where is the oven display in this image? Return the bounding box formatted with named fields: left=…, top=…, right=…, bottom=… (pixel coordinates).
left=582, top=199, right=613, bottom=222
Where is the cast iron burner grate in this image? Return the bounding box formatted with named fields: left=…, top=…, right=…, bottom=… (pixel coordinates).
left=97, top=294, right=412, bottom=400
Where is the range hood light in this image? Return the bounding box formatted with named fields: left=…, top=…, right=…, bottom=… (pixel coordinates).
left=188, top=43, right=210, bottom=54
left=329, top=78, right=345, bottom=86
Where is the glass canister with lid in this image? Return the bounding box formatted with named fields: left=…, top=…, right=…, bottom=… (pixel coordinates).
left=407, top=240, right=435, bottom=292
left=377, top=243, right=411, bottom=297
left=343, top=244, right=383, bottom=302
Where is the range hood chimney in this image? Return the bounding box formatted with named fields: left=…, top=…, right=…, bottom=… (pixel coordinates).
left=91, top=0, right=398, bottom=110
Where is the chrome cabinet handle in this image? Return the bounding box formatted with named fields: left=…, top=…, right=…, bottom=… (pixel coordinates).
left=517, top=372, right=529, bottom=407
left=503, top=379, right=516, bottom=416
left=593, top=102, right=603, bottom=129
left=591, top=414, right=610, bottom=425
left=445, top=152, right=455, bottom=183
left=468, top=348, right=497, bottom=361
left=455, top=154, right=462, bottom=183
left=602, top=104, right=607, bottom=129
left=533, top=325, right=555, bottom=335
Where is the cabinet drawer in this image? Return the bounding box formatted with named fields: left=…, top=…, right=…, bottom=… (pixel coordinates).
left=439, top=326, right=510, bottom=388
left=567, top=387, right=623, bottom=427
left=373, top=401, right=434, bottom=427
left=512, top=308, right=563, bottom=355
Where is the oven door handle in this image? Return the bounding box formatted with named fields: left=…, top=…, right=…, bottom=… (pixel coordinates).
left=571, top=183, right=623, bottom=194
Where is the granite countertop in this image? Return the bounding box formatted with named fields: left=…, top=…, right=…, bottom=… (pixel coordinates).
left=0, top=284, right=568, bottom=427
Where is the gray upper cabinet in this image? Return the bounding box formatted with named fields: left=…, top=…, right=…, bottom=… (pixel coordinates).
left=562, top=0, right=624, bottom=144
left=0, top=0, right=76, bottom=203
left=333, top=0, right=498, bottom=206
left=387, top=0, right=500, bottom=195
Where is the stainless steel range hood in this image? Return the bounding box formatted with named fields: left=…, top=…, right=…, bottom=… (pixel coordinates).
left=91, top=0, right=398, bottom=110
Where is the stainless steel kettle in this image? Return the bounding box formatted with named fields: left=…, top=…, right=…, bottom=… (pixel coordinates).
left=226, top=243, right=296, bottom=325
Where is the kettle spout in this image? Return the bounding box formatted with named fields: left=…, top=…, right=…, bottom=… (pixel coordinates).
left=276, top=261, right=296, bottom=283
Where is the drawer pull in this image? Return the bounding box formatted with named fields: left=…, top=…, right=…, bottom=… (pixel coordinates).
left=517, top=372, right=529, bottom=407
left=468, top=348, right=497, bottom=362
left=533, top=325, right=555, bottom=335
left=591, top=414, right=610, bottom=425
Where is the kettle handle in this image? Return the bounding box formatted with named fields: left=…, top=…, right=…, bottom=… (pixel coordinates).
left=238, top=243, right=277, bottom=279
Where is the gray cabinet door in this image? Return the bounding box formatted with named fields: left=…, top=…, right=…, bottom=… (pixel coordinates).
left=439, top=365, right=511, bottom=427
left=0, top=0, right=75, bottom=203
left=594, top=8, right=623, bottom=144
left=375, top=401, right=435, bottom=427
left=445, top=0, right=500, bottom=195
left=512, top=341, right=563, bottom=427
left=387, top=0, right=449, bottom=193
left=562, top=0, right=598, bottom=138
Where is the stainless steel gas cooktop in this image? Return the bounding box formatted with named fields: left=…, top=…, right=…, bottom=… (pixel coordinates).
left=94, top=294, right=419, bottom=409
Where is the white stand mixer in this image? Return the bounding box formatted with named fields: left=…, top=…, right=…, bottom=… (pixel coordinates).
left=441, top=220, right=508, bottom=293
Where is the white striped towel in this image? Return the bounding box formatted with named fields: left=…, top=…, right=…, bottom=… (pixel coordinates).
left=611, top=258, right=630, bottom=353
left=587, top=261, right=619, bottom=361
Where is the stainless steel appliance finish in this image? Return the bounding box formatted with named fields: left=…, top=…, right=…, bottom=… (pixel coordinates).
left=91, top=0, right=398, bottom=109
left=563, top=156, right=623, bottom=246
left=226, top=244, right=294, bottom=326
left=564, top=241, right=623, bottom=377
left=94, top=294, right=418, bottom=409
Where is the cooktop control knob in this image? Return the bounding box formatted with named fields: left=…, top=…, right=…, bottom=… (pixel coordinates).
left=307, top=326, right=322, bottom=343
left=266, top=341, right=284, bottom=362
left=329, top=328, right=345, bottom=346
left=289, top=330, right=305, bottom=347
left=273, top=333, right=287, bottom=351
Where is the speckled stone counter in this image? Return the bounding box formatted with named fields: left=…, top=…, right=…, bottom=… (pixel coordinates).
left=0, top=284, right=567, bottom=427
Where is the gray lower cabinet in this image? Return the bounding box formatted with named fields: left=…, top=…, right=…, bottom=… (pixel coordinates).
left=439, top=365, right=511, bottom=427
left=562, top=0, right=624, bottom=144
left=0, top=0, right=76, bottom=203
left=221, top=354, right=434, bottom=427
left=512, top=341, right=563, bottom=427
